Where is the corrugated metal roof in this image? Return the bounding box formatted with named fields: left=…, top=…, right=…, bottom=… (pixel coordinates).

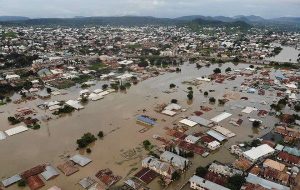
left=137, top=115, right=156, bottom=126
left=70, top=155, right=92, bottom=167
left=179, top=119, right=197, bottom=127
left=246, top=173, right=290, bottom=190
left=243, top=144, right=275, bottom=161
left=189, top=175, right=230, bottom=190
left=206, top=130, right=227, bottom=142
left=79, top=177, right=96, bottom=189
left=5, top=126, right=28, bottom=136
left=160, top=151, right=189, bottom=170
left=188, top=116, right=212, bottom=126
left=1, top=174, right=22, bottom=187
left=0, top=131, right=6, bottom=140
left=41, top=166, right=59, bottom=181
left=210, top=112, right=232, bottom=123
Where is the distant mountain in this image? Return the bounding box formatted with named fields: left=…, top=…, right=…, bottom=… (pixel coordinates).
left=0, top=16, right=181, bottom=27
left=0, top=15, right=299, bottom=31
left=177, top=15, right=232, bottom=22
left=0, top=16, right=29, bottom=22
left=271, top=17, right=300, bottom=24
left=192, top=18, right=251, bottom=28
left=234, top=15, right=265, bottom=22
left=177, top=15, right=264, bottom=23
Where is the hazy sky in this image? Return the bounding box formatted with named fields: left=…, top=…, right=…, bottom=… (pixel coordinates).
left=0, top=0, right=299, bottom=18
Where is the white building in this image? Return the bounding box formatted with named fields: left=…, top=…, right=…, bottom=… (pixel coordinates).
left=189, top=175, right=230, bottom=190
left=5, top=74, right=20, bottom=81
left=243, top=144, right=275, bottom=162
left=207, top=141, right=221, bottom=150
left=142, top=156, right=175, bottom=179
left=160, top=151, right=190, bottom=170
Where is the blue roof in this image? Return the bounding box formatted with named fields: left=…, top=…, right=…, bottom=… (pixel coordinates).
left=137, top=115, right=156, bottom=126
left=283, top=146, right=300, bottom=157
left=274, top=71, right=286, bottom=80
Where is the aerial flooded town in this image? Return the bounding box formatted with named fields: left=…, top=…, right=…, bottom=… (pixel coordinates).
left=0, top=2, right=300, bottom=190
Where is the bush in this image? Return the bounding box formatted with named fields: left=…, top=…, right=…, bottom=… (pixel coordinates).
left=8, top=116, right=21, bottom=125
left=225, top=67, right=232, bottom=72
left=213, top=68, right=221, bottom=74
left=227, top=175, right=246, bottom=190
left=187, top=87, right=193, bottom=91
left=176, top=68, right=181, bottom=72
left=209, top=97, right=216, bottom=103
left=32, top=124, right=41, bottom=130
left=5, top=97, right=12, bottom=103
left=77, top=133, right=97, bottom=148
left=252, top=120, right=261, bottom=128
left=81, top=84, right=90, bottom=88
left=218, top=99, right=226, bottom=105
left=124, top=82, right=131, bottom=88
left=171, top=99, right=178, bottom=104
left=195, top=166, right=208, bottom=177
left=251, top=139, right=261, bottom=147
left=18, top=179, right=26, bottom=187
left=294, top=103, right=300, bottom=112
left=187, top=93, right=193, bottom=100
left=80, top=96, right=89, bottom=103
left=171, top=171, right=181, bottom=181
left=185, top=151, right=194, bottom=158
left=54, top=105, right=75, bottom=115
left=169, top=83, right=176, bottom=88
left=204, top=91, right=208, bottom=96
left=120, top=85, right=126, bottom=91
left=97, top=131, right=104, bottom=138
left=102, top=84, right=108, bottom=90
left=46, top=88, right=52, bottom=94
left=143, top=140, right=151, bottom=150
left=86, top=148, right=92, bottom=154
left=110, top=83, right=119, bottom=90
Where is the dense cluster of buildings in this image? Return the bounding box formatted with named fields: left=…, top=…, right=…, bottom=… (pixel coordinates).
left=0, top=25, right=299, bottom=190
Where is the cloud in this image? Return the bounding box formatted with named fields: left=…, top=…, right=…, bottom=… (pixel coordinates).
left=0, top=0, right=299, bottom=18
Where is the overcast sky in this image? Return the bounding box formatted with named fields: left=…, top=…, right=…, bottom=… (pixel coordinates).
left=0, top=0, right=299, bottom=18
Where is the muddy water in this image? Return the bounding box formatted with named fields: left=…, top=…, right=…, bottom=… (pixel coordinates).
left=266, top=44, right=300, bottom=63
left=0, top=63, right=280, bottom=190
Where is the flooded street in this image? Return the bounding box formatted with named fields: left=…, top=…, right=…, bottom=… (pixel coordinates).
left=0, top=63, right=282, bottom=189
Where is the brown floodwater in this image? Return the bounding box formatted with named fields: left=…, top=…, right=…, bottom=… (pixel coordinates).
left=0, top=63, right=281, bottom=190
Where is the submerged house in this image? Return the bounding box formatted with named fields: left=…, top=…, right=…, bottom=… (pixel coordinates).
left=160, top=151, right=190, bottom=170
left=142, top=156, right=175, bottom=179
left=137, top=115, right=156, bottom=126
left=189, top=175, right=230, bottom=190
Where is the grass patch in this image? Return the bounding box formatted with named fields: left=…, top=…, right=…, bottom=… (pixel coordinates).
left=88, top=63, right=106, bottom=70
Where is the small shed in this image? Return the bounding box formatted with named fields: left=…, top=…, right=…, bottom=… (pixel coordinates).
left=0, top=131, right=6, bottom=140
left=27, top=175, right=45, bottom=190
left=188, top=116, right=213, bottom=127
left=79, top=177, right=96, bottom=189
left=41, top=165, right=60, bottom=181
left=70, top=155, right=92, bottom=167
left=57, top=161, right=79, bottom=176
left=206, top=130, right=227, bottom=142
left=5, top=126, right=28, bottom=136
left=137, top=115, right=156, bottom=126
left=1, top=174, right=22, bottom=187
left=179, top=119, right=197, bottom=127
left=208, top=141, right=221, bottom=150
